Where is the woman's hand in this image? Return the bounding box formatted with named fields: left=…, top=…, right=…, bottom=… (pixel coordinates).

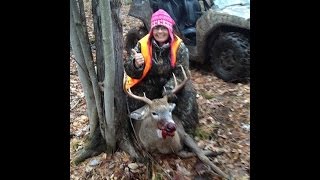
left=132, top=49, right=145, bottom=68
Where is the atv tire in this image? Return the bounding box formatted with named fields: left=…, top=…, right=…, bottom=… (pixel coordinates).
left=209, top=32, right=250, bottom=83
left=125, top=27, right=148, bottom=55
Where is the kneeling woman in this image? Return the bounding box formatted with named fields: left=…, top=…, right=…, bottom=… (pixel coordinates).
left=124, top=9, right=198, bottom=133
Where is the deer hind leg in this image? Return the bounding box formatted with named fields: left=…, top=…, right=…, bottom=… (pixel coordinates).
left=182, top=132, right=230, bottom=179
left=177, top=150, right=223, bottom=158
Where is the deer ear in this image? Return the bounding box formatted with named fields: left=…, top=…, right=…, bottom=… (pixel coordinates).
left=129, top=105, right=148, bottom=120
left=168, top=103, right=176, bottom=112
left=129, top=111, right=143, bottom=120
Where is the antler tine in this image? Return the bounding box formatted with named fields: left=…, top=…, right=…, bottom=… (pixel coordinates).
left=126, top=88, right=153, bottom=105
left=171, top=65, right=189, bottom=94
left=163, top=86, right=167, bottom=93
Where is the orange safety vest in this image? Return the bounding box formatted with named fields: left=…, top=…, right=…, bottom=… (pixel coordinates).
left=124, top=34, right=182, bottom=91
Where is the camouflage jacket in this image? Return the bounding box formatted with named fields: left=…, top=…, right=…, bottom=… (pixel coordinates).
left=124, top=37, right=199, bottom=133
left=124, top=37, right=190, bottom=102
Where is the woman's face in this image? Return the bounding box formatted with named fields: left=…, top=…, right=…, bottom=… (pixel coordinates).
left=152, top=25, right=169, bottom=45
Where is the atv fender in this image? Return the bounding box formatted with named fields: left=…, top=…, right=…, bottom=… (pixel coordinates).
left=195, top=9, right=250, bottom=63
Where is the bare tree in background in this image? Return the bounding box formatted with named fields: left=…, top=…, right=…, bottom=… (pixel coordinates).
left=70, top=0, right=139, bottom=165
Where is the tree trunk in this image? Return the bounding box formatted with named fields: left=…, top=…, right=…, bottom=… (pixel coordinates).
left=71, top=0, right=140, bottom=164
left=70, top=0, right=106, bottom=165
left=92, top=0, right=104, bottom=82
left=99, top=0, right=116, bottom=153
left=71, top=0, right=105, bottom=137
left=70, top=0, right=99, bottom=139
left=111, top=0, right=140, bottom=160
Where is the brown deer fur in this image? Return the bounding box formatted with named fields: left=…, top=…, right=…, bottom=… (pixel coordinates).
left=126, top=66, right=229, bottom=179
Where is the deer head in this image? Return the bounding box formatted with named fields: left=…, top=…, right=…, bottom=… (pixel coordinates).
left=126, top=65, right=188, bottom=139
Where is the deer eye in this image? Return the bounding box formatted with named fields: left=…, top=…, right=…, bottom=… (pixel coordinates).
left=151, top=112, right=158, bottom=116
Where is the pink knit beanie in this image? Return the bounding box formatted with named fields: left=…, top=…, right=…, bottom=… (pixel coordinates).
left=150, top=9, right=175, bottom=43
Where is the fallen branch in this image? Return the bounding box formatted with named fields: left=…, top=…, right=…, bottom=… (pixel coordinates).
left=71, top=98, right=82, bottom=110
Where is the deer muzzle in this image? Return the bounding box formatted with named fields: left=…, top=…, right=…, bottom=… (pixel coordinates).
left=157, top=119, right=176, bottom=139
left=165, top=122, right=176, bottom=133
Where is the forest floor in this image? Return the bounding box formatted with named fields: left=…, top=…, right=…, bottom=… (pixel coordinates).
left=70, top=3, right=250, bottom=180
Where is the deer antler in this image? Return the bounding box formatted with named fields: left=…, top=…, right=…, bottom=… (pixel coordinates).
left=126, top=88, right=153, bottom=105
left=171, top=65, right=189, bottom=94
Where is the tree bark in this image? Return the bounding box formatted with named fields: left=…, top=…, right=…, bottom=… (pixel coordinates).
left=92, top=0, right=104, bottom=82
left=70, top=0, right=107, bottom=165
left=71, top=0, right=140, bottom=164
left=111, top=0, right=140, bottom=160
left=71, top=0, right=106, bottom=139
left=91, top=0, right=107, bottom=154
left=70, top=0, right=98, bottom=138
left=99, top=0, right=116, bottom=153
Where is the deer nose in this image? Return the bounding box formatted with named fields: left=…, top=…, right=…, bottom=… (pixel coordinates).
left=165, top=123, right=176, bottom=133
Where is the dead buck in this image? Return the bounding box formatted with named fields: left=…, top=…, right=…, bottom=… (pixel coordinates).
left=125, top=65, right=230, bottom=179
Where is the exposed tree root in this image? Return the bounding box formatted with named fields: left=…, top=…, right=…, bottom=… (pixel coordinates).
left=73, top=144, right=105, bottom=165
left=118, top=138, right=141, bottom=161
left=73, top=128, right=106, bottom=165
